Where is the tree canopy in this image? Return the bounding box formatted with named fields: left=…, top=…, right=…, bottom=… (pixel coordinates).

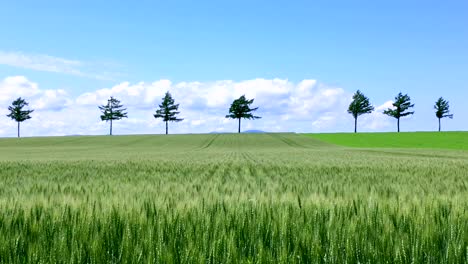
left=7, top=97, right=34, bottom=138
left=99, top=97, right=128, bottom=135
left=153, top=91, right=183, bottom=134
left=383, top=92, right=415, bottom=132
left=434, top=97, right=453, bottom=132
left=347, top=90, right=374, bottom=133
left=226, top=95, right=261, bottom=133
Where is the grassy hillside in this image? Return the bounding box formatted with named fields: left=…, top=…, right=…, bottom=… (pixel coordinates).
left=0, top=133, right=330, bottom=160
left=0, top=134, right=467, bottom=263
left=307, top=131, right=468, bottom=150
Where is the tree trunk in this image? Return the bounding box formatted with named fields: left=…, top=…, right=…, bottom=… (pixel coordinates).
left=438, top=118, right=441, bottom=132
left=354, top=117, right=357, bottom=133
left=166, top=121, right=168, bottom=135
left=17, top=122, right=20, bottom=138
left=110, top=119, right=113, bottom=136
left=238, top=118, right=241, bottom=134
left=397, top=118, right=400, bottom=133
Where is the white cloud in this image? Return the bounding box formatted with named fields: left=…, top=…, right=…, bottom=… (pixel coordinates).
left=376, top=100, right=394, bottom=112
left=359, top=100, right=394, bottom=131
left=76, top=80, right=170, bottom=107
left=0, top=76, right=362, bottom=137
left=78, top=78, right=352, bottom=133
left=0, top=76, right=72, bottom=111
left=34, top=89, right=72, bottom=110
left=0, top=76, right=41, bottom=103
left=0, top=51, right=118, bottom=80
left=191, top=119, right=206, bottom=126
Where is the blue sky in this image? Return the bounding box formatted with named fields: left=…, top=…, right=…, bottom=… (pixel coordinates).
left=0, top=0, right=467, bottom=136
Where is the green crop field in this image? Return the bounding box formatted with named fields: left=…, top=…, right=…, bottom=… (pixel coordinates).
left=307, top=131, right=468, bottom=150
left=0, top=133, right=467, bottom=263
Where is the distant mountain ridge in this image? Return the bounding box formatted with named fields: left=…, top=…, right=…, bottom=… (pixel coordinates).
left=209, top=130, right=266, bottom=134
left=242, top=130, right=265, bottom=133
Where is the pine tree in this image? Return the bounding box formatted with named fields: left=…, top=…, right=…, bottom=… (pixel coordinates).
left=153, top=92, right=183, bottom=135
left=7, top=97, right=34, bottom=138
left=99, top=97, right=128, bottom=135
left=383, top=92, right=415, bottom=132
left=226, top=95, right=261, bottom=133
left=347, top=90, right=374, bottom=133
left=434, top=97, right=453, bottom=132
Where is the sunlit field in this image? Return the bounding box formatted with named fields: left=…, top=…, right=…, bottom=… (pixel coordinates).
left=307, top=131, right=468, bottom=150
left=0, top=133, right=467, bottom=263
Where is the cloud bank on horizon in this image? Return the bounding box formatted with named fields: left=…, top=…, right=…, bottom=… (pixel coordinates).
left=0, top=75, right=396, bottom=137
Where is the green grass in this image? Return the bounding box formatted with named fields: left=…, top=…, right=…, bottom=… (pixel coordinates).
left=0, top=133, right=467, bottom=263
left=307, top=131, right=468, bottom=150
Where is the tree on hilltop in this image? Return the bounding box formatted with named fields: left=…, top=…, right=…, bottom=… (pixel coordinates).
left=434, top=97, right=453, bottom=132
left=347, top=90, right=374, bottom=133
left=383, top=92, right=415, bottom=132
left=7, top=97, right=34, bottom=138
left=153, top=91, right=183, bottom=135
left=226, top=95, right=261, bottom=133
left=99, top=97, right=128, bottom=135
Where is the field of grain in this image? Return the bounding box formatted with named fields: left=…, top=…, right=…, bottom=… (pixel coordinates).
left=0, top=133, right=467, bottom=263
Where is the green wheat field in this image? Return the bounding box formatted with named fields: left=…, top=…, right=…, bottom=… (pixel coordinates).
left=0, top=133, right=467, bottom=263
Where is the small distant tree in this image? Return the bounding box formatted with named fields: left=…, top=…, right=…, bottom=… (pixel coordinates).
left=226, top=95, right=261, bottom=133
left=153, top=91, right=183, bottom=135
left=383, top=92, right=415, bottom=132
left=347, top=90, right=374, bottom=133
left=434, top=97, right=453, bottom=132
left=7, top=97, right=34, bottom=138
left=99, top=96, right=128, bottom=135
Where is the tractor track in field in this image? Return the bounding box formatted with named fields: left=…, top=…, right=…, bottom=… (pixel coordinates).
left=198, top=134, right=220, bottom=150
left=267, top=133, right=308, bottom=149
left=241, top=152, right=258, bottom=164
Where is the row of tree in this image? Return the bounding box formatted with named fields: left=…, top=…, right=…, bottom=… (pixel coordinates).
left=97, top=93, right=260, bottom=136
left=5, top=92, right=260, bottom=137
left=6, top=91, right=453, bottom=137
left=348, top=91, right=453, bottom=133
